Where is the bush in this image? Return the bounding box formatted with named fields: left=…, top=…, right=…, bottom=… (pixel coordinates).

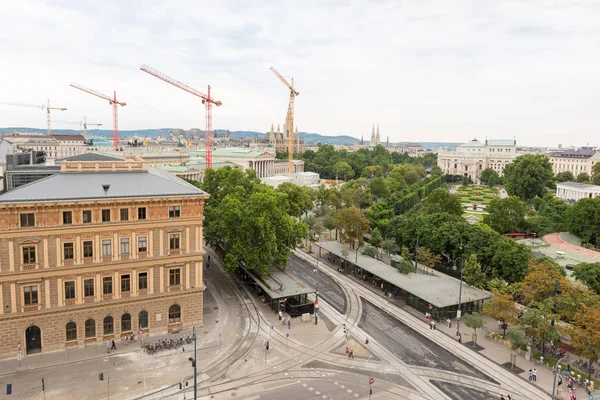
left=396, top=260, right=414, bottom=274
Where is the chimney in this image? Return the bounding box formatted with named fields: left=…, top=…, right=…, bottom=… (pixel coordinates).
left=102, top=184, right=110, bottom=195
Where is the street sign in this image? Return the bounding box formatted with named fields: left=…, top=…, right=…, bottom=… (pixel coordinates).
left=369, top=377, right=375, bottom=385
left=456, top=310, right=462, bottom=319
left=286, top=333, right=289, bottom=338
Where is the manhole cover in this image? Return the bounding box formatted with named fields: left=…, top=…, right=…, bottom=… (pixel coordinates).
left=231, top=392, right=237, bottom=397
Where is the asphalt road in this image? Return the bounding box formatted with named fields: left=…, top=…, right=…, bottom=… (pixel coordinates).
left=430, top=380, right=495, bottom=400
left=287, top=254, right=347, bottom=315
left=359, top=298, right=491, bottom=381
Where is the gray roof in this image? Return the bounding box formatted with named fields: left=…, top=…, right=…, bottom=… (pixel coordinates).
left=56, top=152, right=123, bottom=162
left=245, top=266, right=316, bottom=299
left=486, top=139, right=515, bottom=146
left=551, top=148, right=596, bottom=158
left=0, top=167, right=208, bottom=203
left=557, top=181, right=600, bottom=190
left=315, top=241, right=490, bottom=308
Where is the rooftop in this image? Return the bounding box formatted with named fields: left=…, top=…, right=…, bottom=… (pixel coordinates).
left=557, top=181, right=600, bottom=190
left=551, top=148, right=596, bottom=159
left=56, top=152, right=123, bottom=162
left=458, top=139, right=484, bottom=147
left=246, top=266, right=315, bottom=299
left=0, top=167, right=208, bottom=203
left=486, top=139, right=516, bottom=146
left=315, top=241, right=491, bottom=308
left=205, top=148, right=271, bottom=158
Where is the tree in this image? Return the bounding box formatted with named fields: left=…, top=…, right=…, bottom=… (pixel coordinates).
left=202, top=167, right=307, bottom=276
left=333, top=161, right=355, bottom=181
left=363, top=245, right=378, bottom=258
left=490, top=237, right=531, bottom=282
left=566, top=198, right=600, bottom=246
left=370, top=177, right=391, bottom=200
left=506, top=327, right=527, bottom=364
left=567, top=305, right=600, bottom=379
left=555, top=171, right=575, bottom=183
left=462, top=254, right=486, bottom=289
left=276, top=182, right=315, bottom=218
left=482, top=291, right=518, bottom=339
left=519, top=258, right=566, bottom=305
left=518, top=303, right=559, bottom=357
left=487, top=277, right=510, bottom=294
left=396, top=260, right=414, bottom=274
left=480, top=168, right=501, bottom=187
left=420, top=188, right=463, bottom=216
left=400, top=246, right=412, bottom=262
left=532, top=192, right=570, bottom=235
left=463, top=313, right=485, bottom=346
left=333, top=206, right=369, bottom=247
left=370, top=227, right=383, bottom=247
left=573, top=262, right=600, bottom=294
left=483, top=196, right=533, bottom=234
left=323, top=212, right=336, bottom=239
left=417, top=247, right=441, bottom=272
left=576, top=172, right=591, bottom=183
left=381, top=238, right=399, bottom=256
left=503, top=154, right=554, bottom=201
left=340, top=179, right=373, bottom=209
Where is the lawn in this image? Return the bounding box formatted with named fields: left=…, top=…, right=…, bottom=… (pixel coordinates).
left=463, top=212, right=485, bottom=221
left=456, top=186, right=499, bottom=205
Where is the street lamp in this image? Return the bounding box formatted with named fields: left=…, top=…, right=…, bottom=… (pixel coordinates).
left=453, top=257, right=465, bottom=338
left=551, top=355, right=568, bottom=400
left=314, top=235, right=320, bottom=325
left=188, top=326, right=197, bottom=400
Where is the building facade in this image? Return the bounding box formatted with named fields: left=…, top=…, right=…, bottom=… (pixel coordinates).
left=0, top=134, right=89, bottom=160
left=556, top=181, right=600, bottom=202
left=548, top=147, right=600, bottom=176
left=0, top=160, right=208, bottom=359
left=437, top=139, right=518, bottom=183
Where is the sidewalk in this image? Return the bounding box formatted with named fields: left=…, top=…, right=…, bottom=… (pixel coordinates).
left=299, top=247, right=597, bottom=400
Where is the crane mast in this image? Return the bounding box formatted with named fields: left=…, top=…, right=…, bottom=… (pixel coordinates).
left=270, top=66, right=299, bottom=173
left=0, top=100, right=67, bottom=135
left=140, top=64, right=222, bottom=169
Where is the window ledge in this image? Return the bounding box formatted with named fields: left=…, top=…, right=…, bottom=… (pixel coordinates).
left=65, top=299, right=76, bottom=306
left=102, top=294, right=113, bottom=301
left=83, top=257, right=94, bottom=264
left=63, top=259, right=75, bottom=267
left=120, top=254, right=130, bottom=261
left=21, top=263, right=39, bottom=271
left=169, top=249, right=181, bottom=256
left=168, top=286, right=182, bottom=292
left=23, top=305, right=40, bottom=312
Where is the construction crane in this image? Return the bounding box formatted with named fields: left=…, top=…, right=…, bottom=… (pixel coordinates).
left=0, top=100, right=67, bottom=135
left=270, top=66, right=299, bottom=173
left=69, top=83, right=126, bottom=148
left=82, top=117, right=102, bottom=138
left=140, top=64, right=222, bottom=169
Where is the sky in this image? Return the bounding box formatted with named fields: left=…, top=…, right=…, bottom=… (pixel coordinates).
left=0, top=0, right=599, bottom=146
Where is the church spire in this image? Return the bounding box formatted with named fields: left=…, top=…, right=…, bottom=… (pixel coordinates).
left=376, top=123, right=380, bottom=145
left=370, top=123, right=376, bottom=146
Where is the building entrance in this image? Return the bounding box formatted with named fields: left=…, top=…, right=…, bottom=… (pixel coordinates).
left=25, top=326, right=42, bottom=355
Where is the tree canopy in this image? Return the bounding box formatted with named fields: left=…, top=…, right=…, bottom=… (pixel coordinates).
left=462, top=254, right=486, bottom=289
left=201, top=167, right=307, bottom=276
left=420, top=187, right=463, bottom=216
left=479, top=168, right=501, bottom=186
left=483, top=196, right=533, bottom=234
left=566, top=198, right=600, bottom=246
left=555, top=171, right=575, bottom=183
left=503, top=154, right=554, bottom=201
left=573, top=263, right=600, bottom=295
left=483, top=291, right=519, bottom=339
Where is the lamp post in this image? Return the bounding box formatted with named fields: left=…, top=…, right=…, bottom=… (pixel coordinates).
left=314, top=235, right=320, bottom=325
left=355, top=222, right=359, bottom=263
left=551, top=355, right=568, bottom=400
left=453, top=257, right=464, bottom=337
left=188, top=326, right=197, bottom=400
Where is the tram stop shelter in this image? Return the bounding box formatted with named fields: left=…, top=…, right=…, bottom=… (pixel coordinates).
left=237, top=264, right=316, bottom=317
left=314, top=240, right=491, bottom=321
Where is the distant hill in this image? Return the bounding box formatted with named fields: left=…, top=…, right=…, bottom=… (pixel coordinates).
left=0, top=127, right=461, bottom=148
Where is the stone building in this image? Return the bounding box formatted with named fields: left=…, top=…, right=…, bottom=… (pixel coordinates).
left=437, top=138, right=518, bottom=183
left=0, top=159, right=208, bottom=359
left=548, top=147, right=600, bottom=177
left=556, top=181, right=600, bottom=202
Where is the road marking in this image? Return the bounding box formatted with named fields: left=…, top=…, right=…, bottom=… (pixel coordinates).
left=296, top=380, right=301, bottom=383
left=354, top=393, right=359, bottom=397
left=303, top=383, right=307, bottom=387
left=309, top=387, right=314, bottom=391
left=334, top=381, right=339, bottom=385
left=316, top=391, right=321, bottom=395
left=347, top=389, right=352, bottom=393
left=341, top=385, right=345, bottom=389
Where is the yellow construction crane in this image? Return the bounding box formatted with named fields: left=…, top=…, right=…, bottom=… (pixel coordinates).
left=270, top=66, right=299, bottom=173
left=0, top=100, right=67, bottom=135
left=81, top=116, right=102, bottom=138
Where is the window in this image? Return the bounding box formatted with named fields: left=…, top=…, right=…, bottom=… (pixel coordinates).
left=22, top=246, right=36, bottom=264
left=138, top=311, right=148, bottom=329
left=121, top=274, right=130, bottom=293
left=82, top=210, right=92, bottom=224
left=120, top=208, right=129, bottom=221
left=103, top=277, right=113, bottom=295
left=84, top=279, right=94, bottom=297
left=169, top=234, right=180, bottom=250
left=65, top=281, right=75, bottom=300
left=120, top=238, right=130, bottom=255
left=102, top=240, right=112, bottom=257
left=103, top=316, right=114, bottom=335
left=63, top=211, right=72, bottom=225
left=66, top=322, right=77, bottom=341
left=20, top=213, right=35, bottom=227
left=85, top=319, right=95, bottom=338
left=102, top=209, right=111, bottom=222
left=138, top=207, right=146, bottom=220
left=24, top=285, right=38, bottom=305
left=168, top=304, right=181, bottom=323
left=169, top=206, right=180, bottom=218
left=169, top=268, right=181, bottom=286
left=83, top=241, right=93, bottom=258
left=121, top=313, right=131, bottom=332
left=138, top=236, right=147, bottom=253
left=63, top=243, right=74, bottom=260
left=138, top=272, right=148, bottom=290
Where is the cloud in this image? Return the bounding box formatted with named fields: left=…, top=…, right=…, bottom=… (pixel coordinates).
left=0, top=0, right=599, bottom=146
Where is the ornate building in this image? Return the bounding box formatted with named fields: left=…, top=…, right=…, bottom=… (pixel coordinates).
left=548, top=147, right=600, bottom=176
left=266, top=123, right=306, bottom=154
left=369, top=124, right=381, bottom=147
left=0, top=160, right=208, bottom=359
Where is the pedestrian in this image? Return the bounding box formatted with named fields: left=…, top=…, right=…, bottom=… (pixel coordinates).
left=278, top=310, right=282, bottom=321
left=345, top=346, right=349, bottom=358
left=532, top=368, right=537, bottom=382
left=265, top=341, right=269, bottom=351
left=528, top=369, right=533, bottom=381
left=287, top=316, right=291, bottom=329
left=394, top=290, right=397, bottom=300
left=458, top=333, right=462, bottom=343
left=432, top=320, right=436, bottom=330
left=500, top=395, right=505, bottom=400
left=111, top=339, right=116, bottom=350
left=507, top=396, right=512, bottom=400
left=570, top=391, right=576, bottom=400
left=350, top=348, right=354, bottom=359
left=106, top=340, right=111, bottom=353
left=365, top=338, right=369, bottom=345
left=429, top=321, right=433, bottom=330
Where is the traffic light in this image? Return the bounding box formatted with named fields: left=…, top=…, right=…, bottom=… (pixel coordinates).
left=42, top=378, right=45, bottom=391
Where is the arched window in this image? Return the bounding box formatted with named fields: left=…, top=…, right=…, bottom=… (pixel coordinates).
left=103, top=316, right=114, bottom=335
left=66, top=322, right=77, bottom=341
left=138, top=311, right=148, bottom=329
left=121, top=313, right=131, bottom=332
left=168, top=304, right=181, bottom=323
left=85, top=319, right=96, bottom=338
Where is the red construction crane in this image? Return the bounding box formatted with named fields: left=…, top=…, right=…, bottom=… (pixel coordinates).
left=69, top=83, right=126, bottom=148
left=140, top=64, right=222, bottom=169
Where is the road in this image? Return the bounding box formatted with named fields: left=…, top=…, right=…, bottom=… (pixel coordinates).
left=287, top=254, right=347, bottom=315
left=359, top=298, right=492, bottom=382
